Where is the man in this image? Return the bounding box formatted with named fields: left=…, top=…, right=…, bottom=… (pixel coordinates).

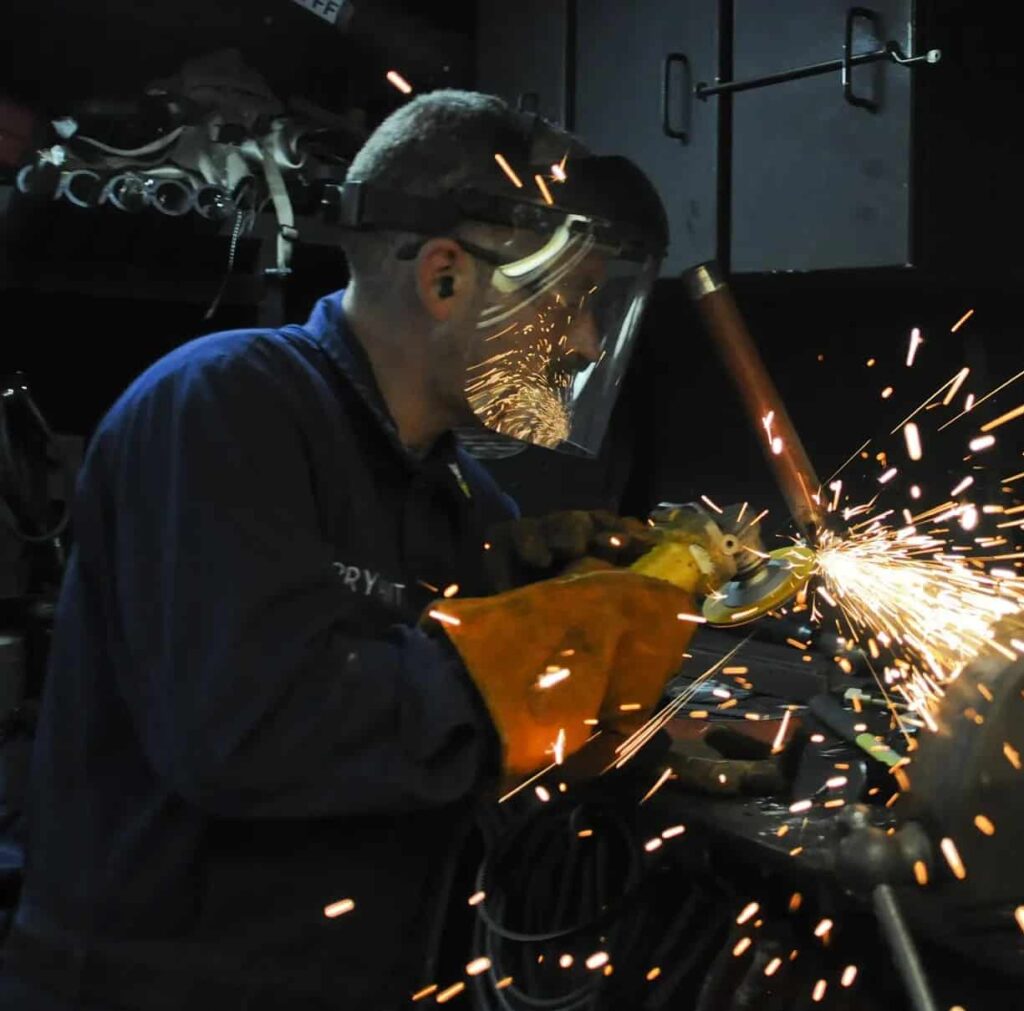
left=1, top=90, right=695, bottom=1009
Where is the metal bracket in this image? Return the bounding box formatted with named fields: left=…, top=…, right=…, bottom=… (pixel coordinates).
left=694, top=6, right=940, bottom=108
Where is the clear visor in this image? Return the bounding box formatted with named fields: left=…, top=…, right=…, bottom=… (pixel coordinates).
left=463, top=215, right=657, bottom=456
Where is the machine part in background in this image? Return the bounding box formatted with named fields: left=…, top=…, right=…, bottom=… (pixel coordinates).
left=891, top=648, right=1024, bottom=978
left=685, top=262, right=825, bottom=545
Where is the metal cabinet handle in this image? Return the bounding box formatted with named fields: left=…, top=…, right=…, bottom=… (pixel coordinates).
left=843, top=7, right=881, bottom=110
left=662, top=53, right=691, bottom=142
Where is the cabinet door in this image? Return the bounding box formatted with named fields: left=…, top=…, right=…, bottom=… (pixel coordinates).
left=574, top=0, right=720, bottom=276
left=730, top=0, right=915, bottom=272
left=476, top=0, right=568, bottom=126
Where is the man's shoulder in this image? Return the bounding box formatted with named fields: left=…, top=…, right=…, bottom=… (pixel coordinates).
left=95, top=326, right=323, bottom=443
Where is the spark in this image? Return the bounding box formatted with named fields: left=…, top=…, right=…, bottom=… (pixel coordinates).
left=981, top=402, right=1024, bottom=433
left=882, top=386, right=894, bottom=399
left=646, top=967, right=661, bottom=981
left=732, top=937, right=752, bottom=957
left=940, top=365, right=1024, bottom=431
left=974, top=814, right=995, bottom=836
left=904, top=423, right=923, bottom=461
left=950, top=308, right=975, bottom=332
left=466, top=957, right=492, bottom=976
left=535, top=785, right=551, bottom=803
left=951, top=476, right=974, bottom=496
left=1015, top=907, right=1024, bottom=933
left=969, top=434, right=995, bottom=452
left=765, top=957, right=783, bottom=976
left=814, top=919, right=833, bottom=938
left=644, top=837, right=663, bottom=852
left=412, top=984, right=437, bottom=1001
left=550, top=153, right=568, bottom=182
left=496, top=977, right=513, bottom=989
left=436, top=981, right=465, bottom=1003
left=906, top=327, right=924, bottom=366
left=943, top=367, right=971, bottom=405
left=324, top=898, right=355, bottom=918
left=468, top=891, right=486, bottom=906
left=550, top=728, right=566, bottom=765
left=677, top=612, right=707, bottom=624
left=736, top=902, right=760, bottom=925
left=891, top=368, right=975, bottom=435
left=812, top=979, right=828, bottom=1002
left=429, top=609, right=461, bottom=627
left=442, top=583, right=460, bottom=598
left=913, top=860, right=929, bottom=885
left=879, top=468, right=898, bottom=484
left=493, top=153, right=523, bottom=188
left=641, top=767, right=674, bottom=804
left=585, top=952, right=609, bottom=970
left=940, top=837, right=967, bottom=880
left=662, top=824, right=686, bottom=838
left=789, top=893, right=803, bottom=912
left=385, top=70, right=413, bottom=94
left=772, top=709, right=794, bottom=754
left=610, top=637, right=752, bottom=768
left=1004, top=742, right=1022, bottom=769
left=701, top=494, right=724, bottom=514
left=559, top=954, right=574, bottom=969
left=537, top=667, right=571, bottom=689
left=811, top=522, right=1022, bottom=697
left=578, top=829, right=593, bottom=838
left=533, top=173, right=554, bottom=205
left=789, top=799, right=813, bottom=814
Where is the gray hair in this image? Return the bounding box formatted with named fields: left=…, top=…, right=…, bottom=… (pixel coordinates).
left=340, top=89, right=575, bottom=291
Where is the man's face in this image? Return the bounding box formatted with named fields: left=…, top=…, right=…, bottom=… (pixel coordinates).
left=454, top=252, right=608, bottom=447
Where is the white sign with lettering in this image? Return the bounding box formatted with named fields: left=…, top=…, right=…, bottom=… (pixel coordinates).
left=288, top=0, right=349, bottom=26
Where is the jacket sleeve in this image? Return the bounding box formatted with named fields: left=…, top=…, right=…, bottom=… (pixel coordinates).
left=102, top=345, right=500, bottom=819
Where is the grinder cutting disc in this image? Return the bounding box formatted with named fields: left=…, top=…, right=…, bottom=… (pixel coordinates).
left=702, top=545, right=816, bottom=626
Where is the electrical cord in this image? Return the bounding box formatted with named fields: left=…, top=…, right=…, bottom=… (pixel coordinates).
left=467, top=774, right=735, bottom=1011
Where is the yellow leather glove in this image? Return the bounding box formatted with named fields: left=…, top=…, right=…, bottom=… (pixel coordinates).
left=427, top=570, right=698, bottom=779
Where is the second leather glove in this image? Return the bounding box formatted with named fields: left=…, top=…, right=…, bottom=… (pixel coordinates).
left=428, top=570, right=698, bottom=780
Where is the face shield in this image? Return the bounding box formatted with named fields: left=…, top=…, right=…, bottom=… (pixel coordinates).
left=329, top=122, right=668, bottom=456
left=461, top=211, right=658, bottom=455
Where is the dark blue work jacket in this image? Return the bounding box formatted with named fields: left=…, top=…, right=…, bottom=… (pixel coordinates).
left=13, top=291, right=515, bottom=1009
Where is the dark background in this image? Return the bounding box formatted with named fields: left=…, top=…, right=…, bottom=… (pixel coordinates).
left=2, top=0, right=1022, bottom=539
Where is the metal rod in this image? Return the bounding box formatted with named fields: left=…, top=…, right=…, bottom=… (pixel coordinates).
left=685, top=262, right=825, bottom=543
left=696, top=46, right=889, bottom=99
left=873, top=884, right=940, bottom=1011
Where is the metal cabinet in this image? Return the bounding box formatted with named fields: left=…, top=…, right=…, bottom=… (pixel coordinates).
left=573, top=0, right=721, bottom=276
left=729, top=0, right=916, bottom=271
left=475, top=1, right=951, bottom=276
left=475, top=0, right=569, bottom=126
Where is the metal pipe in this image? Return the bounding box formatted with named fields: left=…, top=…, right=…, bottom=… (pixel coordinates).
left=873, top=884, right=940, bottom=1011
left=685, top=262, right=825, bottom=543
